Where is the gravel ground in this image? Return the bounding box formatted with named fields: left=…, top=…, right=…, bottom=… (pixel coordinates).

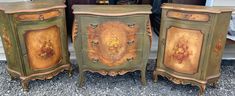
left=0, top=60, right=234, bottom=96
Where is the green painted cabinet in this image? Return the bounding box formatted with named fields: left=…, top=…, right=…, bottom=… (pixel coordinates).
left=0, top=0, right=71, bottom=91
left=72, top=5, right=152, bottom=86
left=153, top=3, right=232, bottom=95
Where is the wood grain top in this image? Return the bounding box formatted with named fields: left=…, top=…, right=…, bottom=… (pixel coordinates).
left=0, top=0, right=65, bottom=13
left=72, top=5, right=152, bottom=16
left=162, top=3, right=233, bottom=13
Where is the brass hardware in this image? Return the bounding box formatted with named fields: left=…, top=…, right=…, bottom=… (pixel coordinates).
left=92, top=58, right=99, bottom=63
left=127, top=40, right=135, bottom=45
left=39, top=14, right=44, bottom=20
left=91, top=40, right=99, bottom=46
left=128, top=24, right=135, bottom=28
left=90, top=24, right=98, bottom=29
left=126, top=57, right=134, bottom=62
left=161, top=38, right=165, bottom=45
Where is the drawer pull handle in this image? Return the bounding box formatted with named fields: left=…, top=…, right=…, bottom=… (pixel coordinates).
left=39, top=14, right=44, bottom=20
left=91, top=40, right=99, bottom=46
left=126, top=57, right=134, bottom=62
left=92, top=58, right=99, bottom=63
left=90, top=24, right=98, bottom=29
left=127, top=40, right=135, bottom=45
left=128, top=24, right=135, bottom=28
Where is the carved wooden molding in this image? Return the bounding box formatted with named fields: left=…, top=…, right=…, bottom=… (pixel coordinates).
left=147, top=20, right=152, bottom=47
left=72, top=19, right=78, bottom=42
left=85, top=69, right=139, bottom=76
left=1, top=26, right=12, bottom=54
left=167, top=11, right=209, bottom=22
left=7, top=64, right=71, bottom=81
left=15, top=10, right=60, bottom=21
left=38, top=40, right=55, bottom=59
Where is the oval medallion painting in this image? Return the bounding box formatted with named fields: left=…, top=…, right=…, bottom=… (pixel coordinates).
left=87, top=21, right=139, bottom=67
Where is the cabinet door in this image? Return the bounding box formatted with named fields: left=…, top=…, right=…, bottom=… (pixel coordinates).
left=15, top=9, right=67, bottom=75
left=158, top=20, right=210, bottom=77
left=75, top=15, right=149, bottom=70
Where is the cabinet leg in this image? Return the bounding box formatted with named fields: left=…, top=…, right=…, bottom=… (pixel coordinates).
left=141, top=70, right=147, bottom=86
left=9, top=75, right=15, bottom=81
left=153, top=71, right=158, bottom=83
left=21, top=80, right=29, bottom=92
left=212, top=82, right=219, bottom=88
left=198, top=84, right=206, bottom=96
left=67, top=67, right=72, bottom=77
left=78, top=72, right=85, bottom=87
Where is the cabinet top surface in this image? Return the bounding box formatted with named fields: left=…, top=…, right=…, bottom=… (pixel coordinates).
left=162, top=3, right=233, bottom=13
left=72, top=5, right=152, bottom=16
left=0, top=0, right=65, bottom=14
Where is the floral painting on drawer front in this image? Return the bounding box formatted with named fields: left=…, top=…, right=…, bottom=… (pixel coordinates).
left=87, top=21, right=139, bottom=67
left=25, top=25, right=62, bottom=70
left=164, top=26, right=203, bottom=74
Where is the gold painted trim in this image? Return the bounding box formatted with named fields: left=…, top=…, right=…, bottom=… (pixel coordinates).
left=16, top=10, right=61, bottom=21
left=157, top=68, right=206, bottom=84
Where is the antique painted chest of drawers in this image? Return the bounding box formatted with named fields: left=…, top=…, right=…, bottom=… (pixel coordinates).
left=153, top=3, right=232, bottom=95
left=0, top=0, right=72, bottom=91
left=72, top=5, right=152, bottom=86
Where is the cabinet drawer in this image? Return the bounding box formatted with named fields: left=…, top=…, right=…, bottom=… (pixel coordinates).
left=14, top=9, right=61, bottom=22
left=166, top=10, right=210, bottom=22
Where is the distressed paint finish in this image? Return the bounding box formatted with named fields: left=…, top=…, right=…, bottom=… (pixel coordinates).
left=73, top=5, right=152, bottom=87
left=0, top=0, right=71, bottom=91
left=153, top=3, right=232, bottom=96
left=25, top=25, right=62, bottom=69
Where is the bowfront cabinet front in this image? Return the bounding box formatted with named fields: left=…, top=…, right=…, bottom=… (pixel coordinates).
left=153, top=3, right=232, bottom=95
left=0, top=0, right=71, bottom=91
left=72, top=5, right=152, bottom=86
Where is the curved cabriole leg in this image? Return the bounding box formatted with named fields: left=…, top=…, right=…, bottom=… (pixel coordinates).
left=21, top=80, right=29, bottom=92
left=67, top=67, right=73, bottom=77
left=198, top=84, right=206, bottom=96
left=141, top=70, right=147, bottom=86
left=78, top=71, right=85, bottom=87
left=153, top=71, right=158, bottom=83
left=9, top=75, right=15, bottom=81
